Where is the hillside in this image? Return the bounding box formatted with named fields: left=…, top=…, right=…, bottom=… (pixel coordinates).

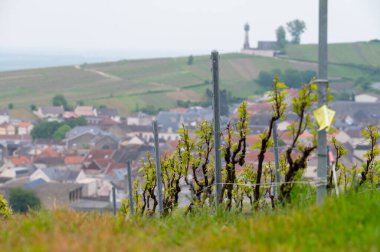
left=1, top=42, right=379, bottom=119
left=286, top=41, right=380, bottom=67
left=0, top=192, right=379, bottom=251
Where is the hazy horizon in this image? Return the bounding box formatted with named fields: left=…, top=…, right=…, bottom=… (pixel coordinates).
left=1, top=0, right=379, bottom=71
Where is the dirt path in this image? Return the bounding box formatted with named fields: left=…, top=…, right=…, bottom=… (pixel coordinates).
left=74, top=65, right=123, bottom=81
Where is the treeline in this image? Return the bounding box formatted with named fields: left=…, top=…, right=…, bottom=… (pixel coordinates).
left=176, top=88, right=245, bottom=116
left=256, top=69, right=316, bottom=88
left=31, top=117, right=87, bottom=140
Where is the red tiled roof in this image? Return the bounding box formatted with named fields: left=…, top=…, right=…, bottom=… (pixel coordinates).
left=85, top=149, right=114, bottom=162
left=64, top=155, right=85, bottom=165
left=105, top=162, right=126, bottom=175
left=39, top=147, right=61, bottom=158
left=18, top=122, right=33, bottom=128
left=8, top=155, right=32, bottom=166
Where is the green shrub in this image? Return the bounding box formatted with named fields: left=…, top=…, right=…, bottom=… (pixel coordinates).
left=0, top=194, right=12, bottom=218
left=9, top=188, right=41, bottom=213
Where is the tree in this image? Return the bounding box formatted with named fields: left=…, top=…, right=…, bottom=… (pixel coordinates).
left=52, top=94, right=69, bottom=111
left=284, top=69, right=302, bottom=88
left=257, top=71, right=274, bottom=86
left=187, top=55, right=194, bottom=65
left=31, top=121, right=61, bottom=139
left=301, top=70, right=317, bottom=84
left=30, top=104, right=37, bottom=111
left=276, top=26, right=287, bottom=49
left=253, top=77, right=287, bottom=208
left=286, top=19, right=306, bottom=44
left=8, top=103, right=13, bottom=110
left=66, top=116, right=87, bottom=128
left=9, top=188, right=41, bottom=213
left=53, top=124, right=71, bottom=140
left=359, top=124, right=380, bottom=186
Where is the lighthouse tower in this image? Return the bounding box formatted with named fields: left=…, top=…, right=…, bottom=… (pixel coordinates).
left=243, top=23, right=250, bottom=49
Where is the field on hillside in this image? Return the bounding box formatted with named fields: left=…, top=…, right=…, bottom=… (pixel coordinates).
left=286, top=41, right=380, bottom=67
left=1, top=42, right=379, bottom=119
left=0, top=192, right=379, bottom=251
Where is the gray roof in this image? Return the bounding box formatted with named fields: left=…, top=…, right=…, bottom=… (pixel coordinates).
left=24, top=178, right=47, bottom=189
left=182, top=107, right=213, bottom=123
left=112, top=145, right=154, bottom=163
left=331, top=101, right=380, bottom=121
left=13, top=165, right=37, bottom=177
left=66, top=126, right=102, bottom=139
left=97, top=107, right=118, bottom=117
left=41, top=167, right=81, bottom=182
left=91, top=132, right=119, bottom=144
left=34, top=157, right=64, bottom=166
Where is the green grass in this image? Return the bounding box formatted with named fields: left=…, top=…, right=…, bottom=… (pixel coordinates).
left=1, top=191, right=380, bottom=251
left=1, top=42, right=379, bottom=119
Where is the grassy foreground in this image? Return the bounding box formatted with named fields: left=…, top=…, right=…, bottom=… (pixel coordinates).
left=1, top=192, right=380, bottom=252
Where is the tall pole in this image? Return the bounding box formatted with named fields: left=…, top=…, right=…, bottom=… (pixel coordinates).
left=112, top=186, right=117, bottom=216
left=317, top=0, right=328, bottom=204
left=153, top=120, right=164, bottom=215
left=127, top=161, right=134, bottom=215
left=272, top=120, right=281, bottom=197
left=211, top=50, right=222, bottom=205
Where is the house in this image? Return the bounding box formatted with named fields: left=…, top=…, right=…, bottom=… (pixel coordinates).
left=111, top=144, right=154, bottom=164
left=66, top=126, right=102, bottom=139
left=30, top=167, right=86, bottom=183
left=63, top=111, right=78, bottom=119
left=0, top=164, right=37, bottom=184
left=354, top=94, right=379, bottom=103
left=126, top=112, right=153, bottom=126
left=114, top=124, right=153, bottom=142
left=30, top=182, right=83, bottom=209
left=91, top=134, right=119, bottom=150
left=64, top=155, right=85, bottom=166
left=65, top=126, right=119, bottom=150
left=0, top=109, right=10, bottom=124
left=0, top=123, right=16, bottom=135
left=83, top=116, right=104, bottom=125
left=33, top=157, right=65, bottom=168
left=74, top=106, right=96, bottom=117
left=17, top=122, right=33, bottom=135
left=84, top=149, right=114, bottom=166
left=96, top=107, right=120, bottom=122
left=7, top=155, right=33, bottom=167
left=120, top=136, right=145, bottom=146
left=34, top=106, right=64, bottom=120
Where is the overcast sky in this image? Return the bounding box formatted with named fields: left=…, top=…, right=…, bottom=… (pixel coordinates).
left=0, top=0, right=379, bottom=55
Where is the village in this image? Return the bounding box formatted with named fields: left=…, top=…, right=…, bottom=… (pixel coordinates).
left=0, top=87, right=378, bottom=212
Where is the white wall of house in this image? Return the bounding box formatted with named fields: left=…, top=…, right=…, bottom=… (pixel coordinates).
left=30, top=169, right=51, bottom=182
left=78, top=178, right=98, bottom=196
left=0, top=115, right=10, bottom=124
left=18, top=126, right=33, bottom=135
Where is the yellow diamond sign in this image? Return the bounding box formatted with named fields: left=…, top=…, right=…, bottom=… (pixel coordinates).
left=313, top=105, right=335, bottom=131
